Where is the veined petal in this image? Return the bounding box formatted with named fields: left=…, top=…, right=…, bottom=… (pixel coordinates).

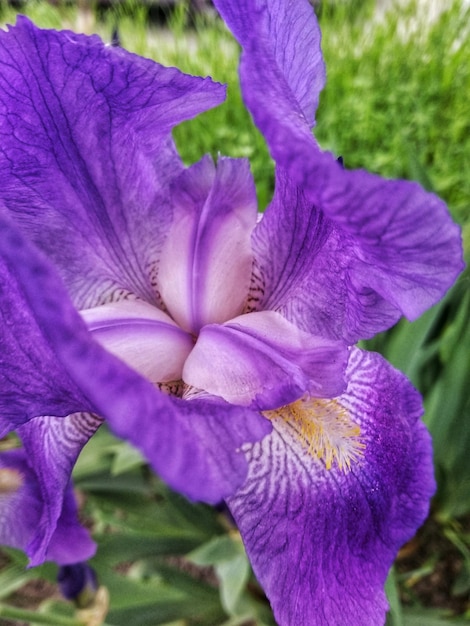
left=0, top=17, right=226, bottom=309
left=306, top=161, right=464, bottom=323
left=213, top=0, right=325, bottom=127
left=0, top=449, right=95, bottom=565
left=0, top=216, right=93, bottom=435
left=227, top=348, right=435, bottom=626
left=81, top=300, right=193, bottom=384
left=140, top=395, right=271, bottom=504
left=183, top=310, right=348, bottom=408
left=251, top=170, right=403, bottom=341
left=17, top=412, right=102, bottom=566
left=0, top=216, right=270, bottom=506
left=159, top=156, right=257, bottom=334
left=217, top=0, right=463, bottom=331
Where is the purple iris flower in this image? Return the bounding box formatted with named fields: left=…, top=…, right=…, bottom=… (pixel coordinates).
left=58, top=562, right=98, bottom=607
left=0, top=0, right=463, bottom=624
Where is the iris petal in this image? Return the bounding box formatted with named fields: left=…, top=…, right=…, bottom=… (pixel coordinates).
left=227, top=348, right=435, bottom=626
left=251, top=170, right=403, bottom=341
left=0, top=216, right=93, bottom=435
left=0, top=449, right=96, bottom=565
left=0, top=17, right=226, bottom=308
left=17, top=412, right=102, bottom=565
left=183, top=310, right=348, bottom=408
left=159, top=155, right=257, bottom=334
left=0, top=215, right=271, bottom=507
left=82, top=300, right=193, bottom=383
left=213, top=0, right=325, bottom=128
left=215, top=0, right=464, bottom=336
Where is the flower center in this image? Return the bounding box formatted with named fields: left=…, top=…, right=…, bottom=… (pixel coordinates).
left=264, top=397, right=365, bottom=471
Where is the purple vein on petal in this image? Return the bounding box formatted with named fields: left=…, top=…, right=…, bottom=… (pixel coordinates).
left=0, top=16, right=226, bottom=308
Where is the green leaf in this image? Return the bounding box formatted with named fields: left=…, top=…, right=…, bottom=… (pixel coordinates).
left=216, top=553, right=250, bottom=617
left=105, top=562, right=226, bottom=626
left=385, top=567, right=403, bottom=626
left=0, top=563, right=36, bottom=600
left=0, top=603, right=84, bottom=626
left=188, top=536, right=242, bottom=567
left=188, top=535, right=250, bottom=616
left=401, top=607, right=463, bottom=625
left=94, top=530, right=204, bottom=565
left=110, top=443, right=146, bottom=476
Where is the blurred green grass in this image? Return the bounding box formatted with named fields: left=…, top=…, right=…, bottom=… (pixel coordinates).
left=0, top=0, right=469, bottom=624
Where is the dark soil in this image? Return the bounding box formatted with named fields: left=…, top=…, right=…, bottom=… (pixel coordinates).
left=396, top=514, right=470, bottom=616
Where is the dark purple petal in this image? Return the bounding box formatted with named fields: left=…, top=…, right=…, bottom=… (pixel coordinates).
left=227, top=348, right=435, bottom=626
left=304, top=162, right=464, bottom=324
left=0, top=17, right=225, bottom=308
left=0, top=216, right=270, bottom=505
left=184, top=310, right=348, bottom=408
left=0, top=216, right=93, bottom=434
left=213, top=0, right=325, bottom=128
left=216, top=0, right=463, bottom=333
left=141, top=395, right=271, bottom=503
left=58, top=563, right=98, bottom=605
left=0, top=449, right=96, bottom=565
left=17, top=412, right=102, bottom=566
left=251, top=170, right=403, bottom=341
left=158, top=155, right=257, bottom=334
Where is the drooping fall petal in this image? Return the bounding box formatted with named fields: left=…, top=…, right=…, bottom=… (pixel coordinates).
left=227, top=348, right=435, bottom=626
left=17, top=412, right=102, bottom=565
left=0, top=216, right=93, bottom=435
left=0, top=449, right=96, bottom=565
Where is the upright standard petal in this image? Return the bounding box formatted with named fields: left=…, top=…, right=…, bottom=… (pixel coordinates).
left=216, top=0, right=463, bottom=336
left=184, top=310, right=348, bottom=408
left=227, top=349, right=435, bottom=626
left=0, top=216, right=270, bottom=506
left=251, top=170, right=403, bottom=342
left=213, top=0, right=325, bottom=127
left=0, top=17, right=226, bottom=308
left=158, top=156, right=258, bottom=334
left=0, top=449, right=95, bottom=565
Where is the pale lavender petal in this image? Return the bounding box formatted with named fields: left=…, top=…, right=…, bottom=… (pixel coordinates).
left=0, top=17, right=226, bottom=309
left=0, top=216, right=270, bottom=505
left=227, top=348, right=435, bottom=626
left=81, top=300, right=193, bottom=383
left=17, top=412, right=102, bottom=566
left=0, top=449, right=95, bottom=565
left=183, top=310, right=348, bottom=408
left=158, top=156, right=257, bottom=334
left=216, top=0, right=463, bottom=331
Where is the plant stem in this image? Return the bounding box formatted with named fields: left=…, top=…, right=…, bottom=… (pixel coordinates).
left=0, top=602, right=85, bottom=626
